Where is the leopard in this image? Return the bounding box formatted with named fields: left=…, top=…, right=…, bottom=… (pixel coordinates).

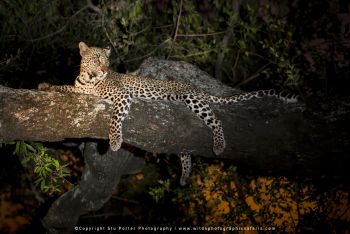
left=38, top=41, right=298, bottom=156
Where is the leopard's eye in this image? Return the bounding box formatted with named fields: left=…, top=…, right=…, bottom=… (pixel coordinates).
left=93, top=54, right=101, bottom=64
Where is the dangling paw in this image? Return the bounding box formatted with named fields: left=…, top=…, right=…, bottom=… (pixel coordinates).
left=109, top=139, right=122, bottom=151
left=213, top=137, right=226, bottom=156
left=109, top=135, right=122, bottom=151
left=178, top=151, right=192, bottom=186
left=213, top=144, right=224, bottom=156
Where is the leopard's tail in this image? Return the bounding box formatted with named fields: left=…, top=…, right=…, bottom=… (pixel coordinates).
left=206, top=89, right=299, bottom=104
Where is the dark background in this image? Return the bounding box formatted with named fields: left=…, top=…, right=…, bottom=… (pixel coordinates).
left=1, top=0, right=349, bottom=233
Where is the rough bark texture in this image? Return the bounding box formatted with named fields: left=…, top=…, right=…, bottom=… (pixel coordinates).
left=0, top=58, right=349, bottom=176
left=42, top=143, right=145, bottom=234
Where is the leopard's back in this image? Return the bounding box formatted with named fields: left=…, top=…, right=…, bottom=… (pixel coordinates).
left=104, top=71, right=200, bottom=100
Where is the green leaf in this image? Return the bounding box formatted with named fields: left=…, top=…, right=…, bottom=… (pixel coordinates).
left=40, top=179, right=46, bottom=190
left=25, top=142, right=36, bottom=153
left=19, top=141, right=28, bottom=155
left=120, top=17, right=128, bottom=27
left=53, top=159, right=59, bottom=169
left=45, top=166, right=52, bottom=173
left=14, top=141, right=21, bottom=155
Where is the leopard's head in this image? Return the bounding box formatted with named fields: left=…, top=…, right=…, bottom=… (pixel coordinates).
left=78, top=41, right=111, bottom=83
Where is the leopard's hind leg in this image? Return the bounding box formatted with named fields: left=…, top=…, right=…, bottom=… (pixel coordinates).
left=181, top=94, right=225, bottom=155
left=178, top=150, right=192, bottom=186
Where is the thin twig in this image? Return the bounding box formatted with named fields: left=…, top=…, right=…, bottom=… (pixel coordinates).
left=169, top=49, right=214, bottom=59
left=86, top=0, right=102, bottom=14
left=339, top=204, right=350, bottom=220
left=130, top=24, right=151, bottom=37
left=124, top=39, right=170, bottom=63
left=176, top=31, right=226, bottom=37
left=172, top=0, right=183, bottom=43
left=249, top=51, right=277, bottom=64
left=101, top=0, right=119, bottom=60
left=215, top=30, right=231, bottom=81
left=166, top=0, right=183, bottom=59
left=28, top=6, right=89, bottom=42
left=152, top=24, right=173, bottom=29
left=234, top=63, right=271, bottom=88
left=124, top=50, right=156, bottom=63
left=233, top=49, right=241, bottom=71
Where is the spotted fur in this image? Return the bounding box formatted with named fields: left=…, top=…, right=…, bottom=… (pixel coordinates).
left=178, top=151, right=192, bottom=186
left=39, top=41, right=298, bottom=155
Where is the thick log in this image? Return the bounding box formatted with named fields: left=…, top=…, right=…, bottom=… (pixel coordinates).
left=1, top=58, right=349, bottom=175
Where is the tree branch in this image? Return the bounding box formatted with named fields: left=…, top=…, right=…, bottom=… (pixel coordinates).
left=1, top=58, right=349, bottom=176
left=42, top=143, right=145, bottom=233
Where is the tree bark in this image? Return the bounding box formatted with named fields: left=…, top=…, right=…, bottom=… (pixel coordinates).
left=42, top=143, right=145, bottom=234
left=1, top=58, right=349, bottom=176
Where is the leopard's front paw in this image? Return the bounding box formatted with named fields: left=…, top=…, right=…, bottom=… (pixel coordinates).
left=109, top=136, right=122, bottom=152
left=213, top=137, right=226, bottom=156
left=38, top=82, right=51, bottom=90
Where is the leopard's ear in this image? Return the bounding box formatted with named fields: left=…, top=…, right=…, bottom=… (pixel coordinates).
left=79, top=41, right=89, bottom=56
left=104, top=46, right=111, bottom=57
